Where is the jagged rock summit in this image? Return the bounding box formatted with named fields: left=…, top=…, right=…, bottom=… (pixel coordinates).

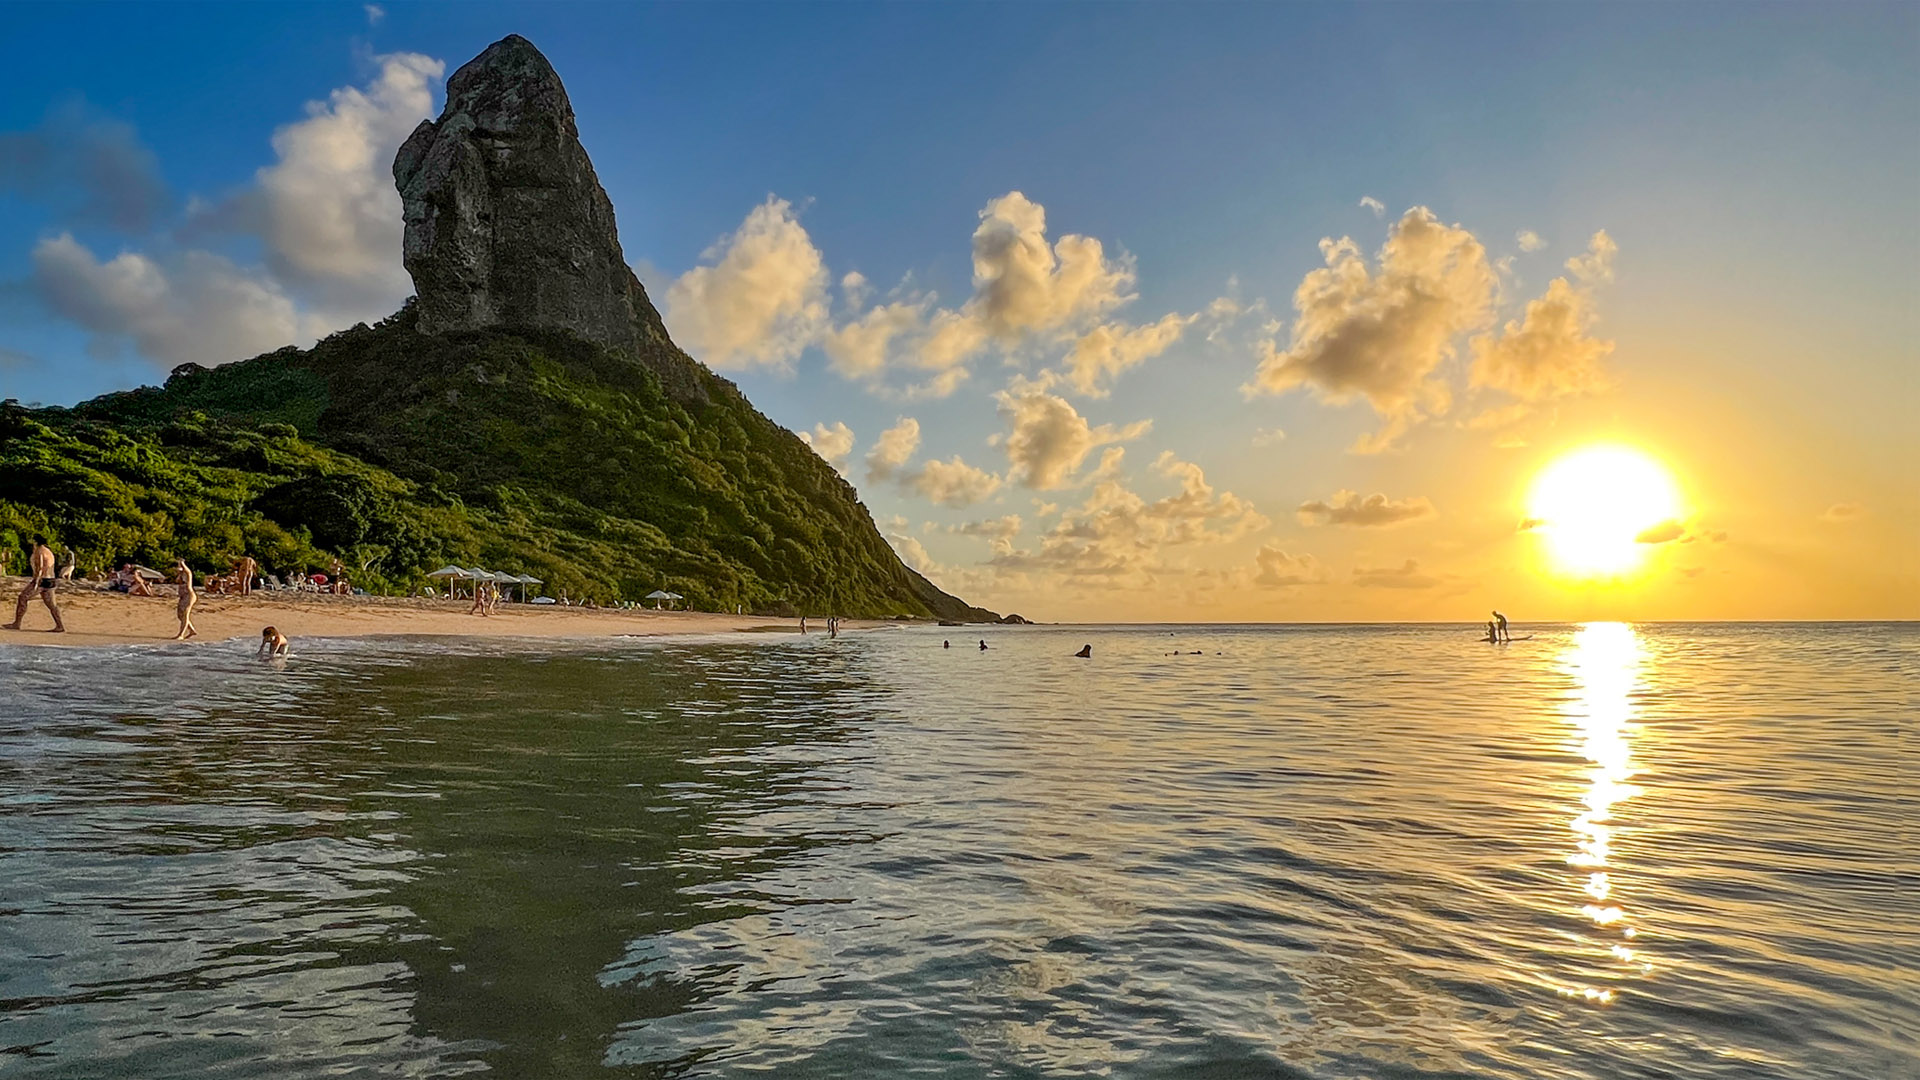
left=394, top=34, right=700, bottom=396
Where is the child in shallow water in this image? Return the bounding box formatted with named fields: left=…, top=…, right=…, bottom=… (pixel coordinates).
left=258, top=626, right=290, bottom=659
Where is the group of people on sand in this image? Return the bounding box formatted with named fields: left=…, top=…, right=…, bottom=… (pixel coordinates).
left=4, top=538, right=301, bottom=650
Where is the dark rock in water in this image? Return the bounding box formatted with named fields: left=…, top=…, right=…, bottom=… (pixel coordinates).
left=394, top=34, right=704, bottom=402
left=999, top=613, right=1033, bottom=625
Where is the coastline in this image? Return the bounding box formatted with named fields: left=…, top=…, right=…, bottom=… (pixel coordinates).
left=0, top=577, right=874, bottom=648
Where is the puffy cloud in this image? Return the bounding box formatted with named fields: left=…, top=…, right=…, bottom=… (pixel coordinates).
left=815, top=191, right=1142, bottom=398
left=666, top=196, right=829, bottom=369
left=1062, top=312, right=1193, bottom=397
left=971, top=191, right=1133, bottom=339
left=0, top=102, right=170, bottom=231
left=988, top=454, right=1261, bottom=583
left=950, top=515, right=1023, bottom=555
left=796, top=421, right=855, bottom=474
left=1296, top=489, right=1436, bottom=527
left=996, top=383, right=1151, bottom=490
left=1251, top=427, right=1286, bottom=447
left=1254, top=544, right=1325, bottom=587
left=364, top=4, right=385, bottom=25
left=1246, top=207, right=1495, bottom=450
left=887, top=532, right=937, bottom=574
left=1821, top=502, right=1866, bottom=523
left=1359, top=196, right=1385, bottom=218
left=823, top=299, right=929, bottom=380
left=1634, top=519, right=1687, bottom=545
left=1516, top=229, right=1546, bottom=253
left=1352, top=560, right=1439, bottom=589
left=1470, top=232, right=1616, bottom=401
left=865, top=417, right=921, bottom=481
left=31, top=233, right=327, bottom=368
left=839, top=270, right=871, bottom=312
left=908, top=456, right=1002, bottom=508
left=192, top=52, right=443, bottom=320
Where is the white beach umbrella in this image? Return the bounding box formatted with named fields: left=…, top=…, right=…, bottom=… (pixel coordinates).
left=645, top=589, right=676, bottom=610
left=427, top=566, right=465, bottom=578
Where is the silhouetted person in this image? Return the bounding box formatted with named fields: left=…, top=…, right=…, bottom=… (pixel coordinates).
left=1485, top=620, right=1499, bottom=643
left=943, top=640, right=950, bottom=648
left=978, top=639, right=988, bottom=650
left=7, top=537, right=65, bottom=633
left=1074, top=644, right=1092, bottom=658
left=1492, top=610, right=1510, bottom=642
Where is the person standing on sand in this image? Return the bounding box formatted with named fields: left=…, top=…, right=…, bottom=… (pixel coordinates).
left=235, top=555, right=258, bottom=596
left=172, top=558, right=198, bottom=640
left=6, top=537, right=66, bottom=633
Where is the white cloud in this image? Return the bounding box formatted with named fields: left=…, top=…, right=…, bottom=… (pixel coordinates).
left=995, top=383, right=1151, bottom=490
left=971, top=191, right=1133, bottom=339
left=813, top=191, right=1142, bottom=398
left=1516, top=229, right=1546, bottom=252
left=665, top=196, right=829, bottom=370
left=1296, top=489, right=1437, bottom=527
left=950, top=515, right=1023, bottom=555
left=31, top=233, right=329, bottom=368
left=839, top=270, right=871, bottom=312
left=1470, top=231, right=1616, bottom=401
left=1359, top=196, right=1385, bottom=218
left=865, top=417, right=921, bottom=481
left=908, top=456, right=1002, bottom=507
left=823, top=299, right=928, bottom=380
left=364, top=4, right=386, bottom=25
left=988, top=454, right=1262, bottom=584
left=1061, top=312, right=1193, bottom=397
left=1254, top=544, right=1325, bottom=587
left=1251, top=426, right=1286, bottom=447
left=202, top=51, right=444, bottom=319
left=887, top=532, right=937, bottom=574
left=796, top=421, right=855, bottom=474
left=1245, top=207, right=1495, bottom=451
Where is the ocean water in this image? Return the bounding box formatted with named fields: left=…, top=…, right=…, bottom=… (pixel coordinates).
left=0, top=622, right=1912, bottom=1079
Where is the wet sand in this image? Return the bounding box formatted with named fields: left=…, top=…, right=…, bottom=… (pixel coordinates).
left=0, top=577, right=865, bottom=648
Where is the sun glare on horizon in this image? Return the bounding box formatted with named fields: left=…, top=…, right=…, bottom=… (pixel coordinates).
left=1527, top=446, right=1684, bottom=579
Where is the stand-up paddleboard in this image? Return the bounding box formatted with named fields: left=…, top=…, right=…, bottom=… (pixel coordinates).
left=1478, top=634, right=1535, bottom=642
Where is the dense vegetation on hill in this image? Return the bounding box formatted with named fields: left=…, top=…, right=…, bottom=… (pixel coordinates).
left=0, top=308, right=995, bottom=620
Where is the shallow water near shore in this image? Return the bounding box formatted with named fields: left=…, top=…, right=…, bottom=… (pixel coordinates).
left=0, top=622, right=1913, bottom=1078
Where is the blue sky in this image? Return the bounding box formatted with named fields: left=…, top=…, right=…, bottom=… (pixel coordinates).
left=3, top=2, right=1914, bottom=619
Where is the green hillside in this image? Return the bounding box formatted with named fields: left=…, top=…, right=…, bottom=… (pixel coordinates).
left=0, top=305, right=995, bottom=620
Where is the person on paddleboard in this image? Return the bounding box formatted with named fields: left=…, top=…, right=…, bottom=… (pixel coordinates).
left=1492, top=610, right=1510, bottom=642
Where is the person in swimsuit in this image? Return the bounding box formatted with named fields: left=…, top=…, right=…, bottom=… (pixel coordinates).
left=172, top=558, right=198, bottom=640
left=6, top=537, right=66, bottom=632
left=234, top=555, right=258, bottom=597
left=258, top=625, right=290, bottom=659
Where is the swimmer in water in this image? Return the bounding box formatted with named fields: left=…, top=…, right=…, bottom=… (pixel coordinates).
left=1074, top=644, right=1092, bottom=658
left=258, top=625, right=290, bottom=658
left=978, top=639, right=988, bottom=650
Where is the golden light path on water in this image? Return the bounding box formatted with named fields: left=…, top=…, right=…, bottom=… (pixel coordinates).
left=1559, top=621, right=1654, bottom=1003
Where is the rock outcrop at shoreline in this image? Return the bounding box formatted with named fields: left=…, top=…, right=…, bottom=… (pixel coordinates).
left=394, top=35, right=705, bottom=402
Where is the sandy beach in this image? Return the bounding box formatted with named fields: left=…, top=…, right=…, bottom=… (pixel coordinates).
left=0, top=577, right=862, bottom=648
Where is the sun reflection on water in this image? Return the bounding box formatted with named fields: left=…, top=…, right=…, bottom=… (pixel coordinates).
left=1559, top=621, right=1653, bottom=1003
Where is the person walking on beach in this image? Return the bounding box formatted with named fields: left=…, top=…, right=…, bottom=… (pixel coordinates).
left=1492, top=610, right=1510, bottom=642
left=6, top=538, right=66, bottom=633
left=172, top=558, right=198, bottom=640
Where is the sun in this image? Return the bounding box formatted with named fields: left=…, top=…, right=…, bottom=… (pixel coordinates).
left=1527, top=446, right=1684, bottom=578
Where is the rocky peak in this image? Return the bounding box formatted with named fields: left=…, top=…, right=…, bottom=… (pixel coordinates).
left=394, top=34, right=705, bottom=400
